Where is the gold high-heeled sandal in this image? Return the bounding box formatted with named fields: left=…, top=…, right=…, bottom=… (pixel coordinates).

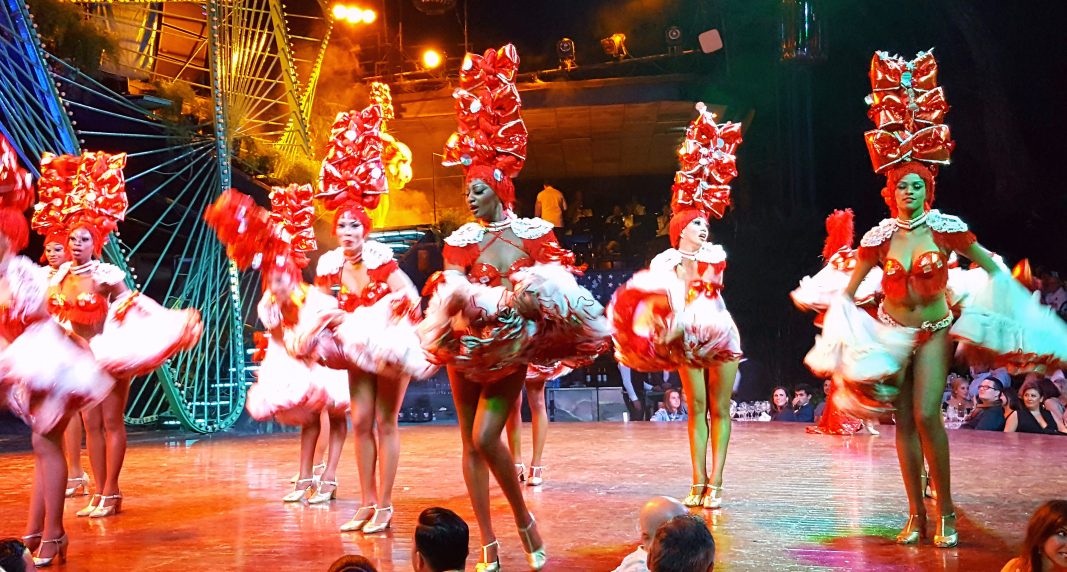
left=527, top=466, right=545, bottom=487
left=283, top=478, right=315, bottom=503
left=703, top=485, right=723, bottom=509
left=362, top=506, right=393, bottom=534
left=682, top=483, right=707, bottom=507
left=90, top=494, right=123, bottom=518
left=519, top=515, right=547, bottom=571
left=340, top=505, right=377, bottom=532
left=895, top=513, right=926, bottom=545
left=65, top=473, right=89, bottom=497
left=933, top=512, right=958, bottom=548
left=76, top=494, right=102, bottom=517
left=307, top=480, right=338, bottom=504
left=475, top=540, right=500, bottom=572
left=33, top=534, right=68, bottom=567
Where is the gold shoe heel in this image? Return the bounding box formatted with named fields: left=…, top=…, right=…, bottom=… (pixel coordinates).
left=895, top=514, right=926, bottom=545
left=362, top=506, right=393, bottom=534
left=76, top=494, right=102, bottom=517
left=33, top=534, right=68, bottom=567
left=933, top=512, right=958, bottom=548
left=340, top=505, right=377, bottom=532
left=703, top=485, right=723, bottom=509
left=682, top=483, right=707, bottom=507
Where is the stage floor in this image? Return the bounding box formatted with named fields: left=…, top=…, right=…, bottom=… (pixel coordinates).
left=0, top=422, right=1060, bottom=571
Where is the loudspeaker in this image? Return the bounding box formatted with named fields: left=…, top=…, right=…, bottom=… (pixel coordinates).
left=698, top=29, right=724, bottom=54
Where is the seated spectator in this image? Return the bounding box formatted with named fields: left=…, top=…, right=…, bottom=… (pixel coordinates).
left=968, top=367, right=1010, bottom=401
left=328, top=554, right=377, bottom=572
left=961, top=377, right=1008, bottom=431
left=1005, top=379, right=1067, bottom=435
left=943, top=375, right=972, bottom=417
left=650, top=389, right=687, bottom=422
left=813, top=379, right=831, bottom=423
left=648, top=514, right=715, bottom=572
left=1051, top=374, right=1067, bottom=427
left=1000, top=499, right=1067, bottom=572
left=0, top=538, right=34, bottom=572
left=412, top=507, right=468, bottom=572
left=1037, top=377, right=1066, bottom=425
left=612, top=496, right=688, bottom=572
left=770, top=386, right=793, bottom=421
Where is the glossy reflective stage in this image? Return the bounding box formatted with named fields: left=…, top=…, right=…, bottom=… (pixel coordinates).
left=0, top=423, right=1055, bottom=571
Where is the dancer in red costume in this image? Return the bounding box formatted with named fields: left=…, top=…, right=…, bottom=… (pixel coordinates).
left=420, top=44, right=609, bottom=571
left=34, top=150, right=202, bottom=520
left=609, top=102, right=743, bottom=510
left=206, top=188, right=351, bottom=507
left=1, top=136, right=115, bottom=567
left=806, top=50, right=1067, bottom=547
left=791, top=209, right=879, bottom=435
left=315, top=105, right=434, bottom=534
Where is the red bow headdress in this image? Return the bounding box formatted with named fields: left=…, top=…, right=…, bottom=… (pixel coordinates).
left=204, top=188, right=308, bottom=283
left=369, top=82, right=395, bottom=123
left=318, top=104, right=387, bottom=215
left=670, top=102, right=742, bottom=221
left=441, top=43, right=528, bottom=209
left=269, top=183, right=317, bottom=267
left=0, top=135, right=33, bottom=252
left=863, top=50, right=954, bottom=174
left=31, top=151, right=128, bottom=255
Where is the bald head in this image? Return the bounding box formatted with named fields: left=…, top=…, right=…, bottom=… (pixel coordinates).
left=639, top=496, right=688, bottom=551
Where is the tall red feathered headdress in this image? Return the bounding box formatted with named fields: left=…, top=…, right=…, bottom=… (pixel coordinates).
left=0, top=134, right=33, bottom=252
left=31, top=150, right=128, bottom=255
left=670, top=102, right=742, bottom=222
left=441, top=43, right=528, bottom=209
left=863, top=49, right=954, bottom=175
left=318, top=104, right=387, bottom=218
left=269, top=183, right=317, bottom=266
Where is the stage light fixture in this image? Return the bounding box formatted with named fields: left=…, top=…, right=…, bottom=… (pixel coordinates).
left=422, top=49, right=443, bottom=69
left=665, top=25, right=682, bottom=54
left=332, top=4, right=376, bottom=24
left=361, top=9, right=377, bottom=23
left=600, top=33, right=628, bottom=60
left=557, top=37, right=577, bottom=70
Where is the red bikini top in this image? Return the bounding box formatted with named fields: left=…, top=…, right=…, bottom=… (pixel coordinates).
left=442, top=218, right=572, bottom=287
left=315, top=243, right=399, bottom=312
left=857, top=210, right=976, bottom=303
left=46, top=260, right=126, bottom=325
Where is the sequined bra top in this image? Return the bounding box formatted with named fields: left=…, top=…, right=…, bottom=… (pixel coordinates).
left=442, top=218, right=569, bottom=288
left=47, top=260, right=126, bottom=325
left=315, top=242, right=399, bottom=312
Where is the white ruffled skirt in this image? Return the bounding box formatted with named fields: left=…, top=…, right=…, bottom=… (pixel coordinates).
left=246, top=338, right=348, bottom=426
left=333, top=293, right=437, bottom=380
left=90, top=292, right=203, bottom=378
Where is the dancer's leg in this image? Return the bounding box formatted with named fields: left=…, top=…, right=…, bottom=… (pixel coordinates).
left=298, top=418, right=322, bottom=481
left=527, top=381, right=548, bottom=467
left=319, top=409, right=347, bottom=483
left=893, top=366, right=925, bottom=519
left=81, top=407, right=105, bottom=495
left=912, top=330, right=955, bottom=517
left=707, top=360, right=738, bottom=488
left=372, top=374, right=409, bottom=508
left=99, top=379, right=130, bottom=497
left=349, top=369, right=379, bottom=507
left=679, top=367, right=710, bottom=486
left=448, top=367, right=496, bottom=552
left=64, top=414, right=84, bottom=479
left=33, top=420, right=70, bottom=559
left=506, top=389, right=523, bottom=465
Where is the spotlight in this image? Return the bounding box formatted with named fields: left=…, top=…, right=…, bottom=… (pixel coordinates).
left=422, top=49, right=443, bottom=69
left=600, top=33, right=628, bottom=60
left=665, top=25, right=682, bottom=54
left=361, top=9, right=377, bottom=23
left=557, top=37, right=576, bottom=70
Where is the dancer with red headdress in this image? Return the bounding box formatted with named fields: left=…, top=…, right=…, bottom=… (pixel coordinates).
left=608, top=102, right=744, bottom=511
left=419, top=44, right=609, bottom=571
left=791, top=209, right=880, bottom=435
left=34, top=150, right=202, bottom=520
left=1, top=135, right=115, bottom=566
left=205, top=187, right=351, bottom=507
left=806, top=50, right=1067, bottom=547
left=315, top=104, right=434, bottom=534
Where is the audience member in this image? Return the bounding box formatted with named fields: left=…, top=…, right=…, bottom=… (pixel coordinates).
left=788, top=384, right=816, bottom=423
left=1005, top=379, right=1067, bottom=435
left=943, top=375, right=973, bottom=419
left=612, top=496, right=688, bottom=572
left=1051, top=375, right=1067, bottom=427
left=1001, top=499, right=1067, bottom=572
left=1037, top=378, right=1066, bottom=424
left=961, top=377, right=1008, bottom=431
left=770, top=386, right=793, bottom=421
left=647, top=514, right=715, bottom=572
left=0, top=538, right=35, bottom=572
left=1041, top=272, right=1067, bottom=315
left=412, top=507, right=468, bottom=572
left=969, top=367, right=1011, bottom=401
left=650, top=389, right=687, bottom=422
left=328, top=554, right=378, bottom=572
left=535, top=184, right=567, bottom=234
left=813, top=379, right=830, bottom=423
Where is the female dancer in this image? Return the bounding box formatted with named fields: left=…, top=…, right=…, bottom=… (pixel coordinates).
left=1, top=137, right=113, bottom=566
left=808, top=50, right=1067, bottom=547
left=421, top=44, right=609, bottom=571
left=37, top=229, right=90, bottom=495
left=34, top=150, right=202, bottom=518
left=315, top=104, right=433, bottom=534
left=610, top=102, right=743, bottom=510
left=791, top=209, right=880, bottom=435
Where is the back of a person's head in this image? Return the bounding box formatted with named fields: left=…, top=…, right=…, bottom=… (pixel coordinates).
left=0, top=538, right=29, bottom=572
left=1019, top=500, right=1067, bottom=572
left=414, top=507, right=469, bottom=571
left=1036, top=378, right=1061, bottom=400
left=648, top=514, right=715, bottom=572
left=328, top=554, right=378, bottom=572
